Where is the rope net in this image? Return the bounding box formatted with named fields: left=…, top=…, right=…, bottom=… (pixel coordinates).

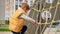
left=25, top=0, right=60, bottom=34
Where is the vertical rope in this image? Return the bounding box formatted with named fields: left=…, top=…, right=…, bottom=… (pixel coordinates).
left=41, top=0, right=49, bottom=34
left=43, top=0, right=46, bottom=9
left=39, top=0, right=43, bottom=34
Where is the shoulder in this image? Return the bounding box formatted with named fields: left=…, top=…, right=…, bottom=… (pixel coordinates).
left=18, top=7, right=24, bottom=13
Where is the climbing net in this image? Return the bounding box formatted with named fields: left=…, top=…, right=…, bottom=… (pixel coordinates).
left=26, top=0, right=60, bottom=34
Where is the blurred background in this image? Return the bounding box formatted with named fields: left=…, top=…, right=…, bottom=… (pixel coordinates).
left=0, top=0, right=60, bottom=34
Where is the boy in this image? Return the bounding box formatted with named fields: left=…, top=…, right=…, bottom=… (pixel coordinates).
left=9, top=3, right=37, bottom=34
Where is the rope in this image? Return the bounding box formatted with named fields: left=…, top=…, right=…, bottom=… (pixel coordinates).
left=47, top=1, right=59, bottom=34
left=41, top=0, right=53, bottom=34
left=35, top=0, right=43, bottom=34
left=55, top=24, right=60, bottom=34
left=53, top=4, right=58, bottom=20
left=26, top=0, right=37, bottom=33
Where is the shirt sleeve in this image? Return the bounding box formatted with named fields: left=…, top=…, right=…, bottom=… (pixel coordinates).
left=20, top=14, right=36, bottom=23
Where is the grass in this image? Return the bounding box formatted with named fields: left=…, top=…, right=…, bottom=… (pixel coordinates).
left=0, top=24, right=8, bottom=26
left=0, top=24, right=10, bottom=32
left=0, top=22, right=60, bottom=32
left=0, top=28, right=10, bottom=32
left=57, top=30, right=60, bottom=32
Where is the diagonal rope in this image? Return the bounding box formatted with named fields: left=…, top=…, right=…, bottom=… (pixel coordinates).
left=47, top=1, right=59, bottom=34
left=55, top=23, right=60, bottom=34
left=53, top=5, right=58, bottom=20
left=40, top=0, right=52, bottom=34
left=27, top=0, right=37, bottom=28
left=54, top=1, right=60, bottom=34
left=26, top=0, right=38, bottom=33
left=40, top=1, right=47, bottom=34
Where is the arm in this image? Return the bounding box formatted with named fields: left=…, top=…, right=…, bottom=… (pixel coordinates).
left=20, top=14, right=36, bottom=23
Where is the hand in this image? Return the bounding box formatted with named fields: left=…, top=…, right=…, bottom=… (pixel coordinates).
left=33, top=22, right=38, bottom=25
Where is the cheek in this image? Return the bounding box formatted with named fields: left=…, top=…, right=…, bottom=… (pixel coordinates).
left=25, top=10, right=28, bottom=12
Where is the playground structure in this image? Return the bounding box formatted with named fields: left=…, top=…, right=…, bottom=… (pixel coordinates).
left=25, top=0, right=60, bottom=34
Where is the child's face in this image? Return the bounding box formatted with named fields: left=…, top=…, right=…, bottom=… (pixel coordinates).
left=23, top=7, right=29, bottom=13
